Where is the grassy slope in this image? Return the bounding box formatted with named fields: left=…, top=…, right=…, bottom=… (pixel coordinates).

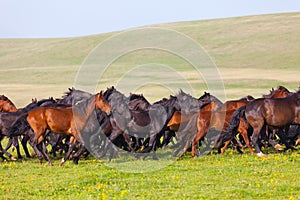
left=0, top=13, right=299, bottom=106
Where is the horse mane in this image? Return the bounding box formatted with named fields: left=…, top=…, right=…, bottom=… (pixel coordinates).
left=129, top=93, right=150, bottom=104
left=59, top=87, right=75, bottom=100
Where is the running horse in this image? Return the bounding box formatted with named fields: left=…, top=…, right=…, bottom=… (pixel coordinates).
left=0, top=95, right=17, bottom=160
left=9, top=91, right=111, bottom=166
left=245, top=90, right=300, bottom=157
left=217, top=86, right=292, bottom=154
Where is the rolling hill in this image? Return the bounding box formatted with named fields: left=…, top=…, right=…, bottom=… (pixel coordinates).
left=0, top=12, right=299, bottom=107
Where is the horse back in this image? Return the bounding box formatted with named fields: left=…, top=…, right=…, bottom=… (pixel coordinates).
left=262, top=98, right=298, bottom=126
left=28, top=107, right=73, bottom=134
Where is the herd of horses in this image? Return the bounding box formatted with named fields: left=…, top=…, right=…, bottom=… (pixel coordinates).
left=0, top=85, right=299, bottom=166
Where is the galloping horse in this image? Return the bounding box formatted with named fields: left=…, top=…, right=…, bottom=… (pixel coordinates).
left=0, top=98, right=56, bottom=160
left=0, top=95, right=17, bottom=160
left=245, top=90, right=300, bottom=157
left=217, top=86, right=292, bottom=154
left=9, top=92, right=111, bottom=166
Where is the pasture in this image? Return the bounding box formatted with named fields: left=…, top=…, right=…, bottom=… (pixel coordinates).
left=0, top=12, right=299, bottom=199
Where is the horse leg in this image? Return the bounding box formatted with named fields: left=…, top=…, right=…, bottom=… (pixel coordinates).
left=0, top=140, right=15, bottom=161
left=59, top=137, right=76, bottom=166
left=72, top=144, right=86, bottom=165
left=268, top=128, right=284, bottom=151
left=13, top=137, right=23, bottom=159
left=251, top=121, right=266, bottom=157
left=0, top=150, right=8, bottom=161
left=36, top=140, right=53, bottom=166
left=239, top=126, right=254, bottom=154
left=220, top=139, right=232, bottom=154
left=21, top=135, right=32, bottom=158
left=191, top=129, right=206, bottom=158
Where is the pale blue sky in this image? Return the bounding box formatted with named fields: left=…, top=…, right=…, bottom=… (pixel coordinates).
left=1, top=0, right=300, bottom=38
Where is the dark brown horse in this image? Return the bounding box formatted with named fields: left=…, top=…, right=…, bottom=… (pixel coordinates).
left=10, top=92, right=111, bottom=166
left=217, top=86, right=292, bottom=154
left=245, top=90, right=300, bottom=157
left=219, top=89, right=300, bottom=157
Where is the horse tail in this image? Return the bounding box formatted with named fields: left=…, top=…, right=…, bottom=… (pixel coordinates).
left=217, top=106, right=246, bottom=145
left=9, top=113, right=30, bottom=138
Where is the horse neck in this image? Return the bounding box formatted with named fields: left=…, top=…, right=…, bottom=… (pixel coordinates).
left=163, top=98, right=178, bottom=120
left=73, top=95, right=96, bottom=130
left=82, top=95, right=96, bottom=117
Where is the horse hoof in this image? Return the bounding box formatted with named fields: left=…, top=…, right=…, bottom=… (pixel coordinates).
left=295, top=139, right=300, bottom=146
left=275, top=144, right=284, bottom=151
left=59, top=162, right=64, bottom=166
left=256, top=152, right=267, bottom=158
left=10, top=156, right=17, bottom=161
left=49, top=162, right=53, bottom=166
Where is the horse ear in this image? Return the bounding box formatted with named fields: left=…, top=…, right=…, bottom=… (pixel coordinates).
left=99, top=91, right=103, bottom=96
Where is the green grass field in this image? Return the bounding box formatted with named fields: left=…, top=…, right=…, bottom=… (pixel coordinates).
left=0, top=12, right=299, bottom=199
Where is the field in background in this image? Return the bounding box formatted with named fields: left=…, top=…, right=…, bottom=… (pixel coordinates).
left=0, top=13, right=299, bottom=199
left=0, top=12, right=299, bottom=106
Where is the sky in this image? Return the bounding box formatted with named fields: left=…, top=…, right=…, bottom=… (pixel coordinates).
left=0, top=0, right=300, bottom=38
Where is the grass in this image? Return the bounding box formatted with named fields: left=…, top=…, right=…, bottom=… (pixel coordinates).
left=0, top=12, right=300, bottom=199
left=1, top=149, right=299, bottom=200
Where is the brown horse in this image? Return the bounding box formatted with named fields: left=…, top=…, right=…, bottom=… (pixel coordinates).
left=169, top=94, right=254, bottom=157
left=219, top=89, right=299, bottom=157
left=245, top=91, right=300, bottom=157
left=13, top=91, right=111, bottom=166
left=0, top=95, right=17, bottom=112
left=167, top=93, right=222, bottom=131
left=218, top=86, right=292, bottom=154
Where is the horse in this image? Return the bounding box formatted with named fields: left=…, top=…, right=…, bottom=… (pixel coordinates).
left=9, top=91, right=111, bottom=166
left=0, top=95, right=18, bottom=160
left=0, top=95, right=17, bottom=112
left=0, top=98, right=56, bottom=160
left=217, top=86, right=293, bottom=154
left=219, top=90, right=300, bottom=157
left=246, top=90, right=300, bottom=156
left=40, top=88, right=93, bottom=158
left=104, top=88, right=201, bottom=160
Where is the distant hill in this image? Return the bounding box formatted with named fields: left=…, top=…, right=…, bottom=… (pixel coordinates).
left=0, top=12, right=299, bottom=106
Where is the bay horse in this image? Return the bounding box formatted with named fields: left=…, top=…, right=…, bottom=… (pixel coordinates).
left=217, top=86, right=292, bottom=154
left=245, top=90, right=300, bottom=157
left=9, top=91, right=111, bottom=166
left=219, top=89, right=300, bottom=157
